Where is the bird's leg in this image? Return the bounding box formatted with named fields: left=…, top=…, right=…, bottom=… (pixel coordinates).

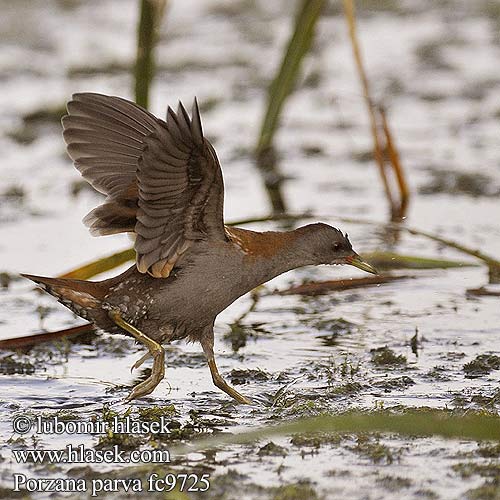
left=108, top=310, right=165, bottom=402
left=200, top=334, right=252, bottom=405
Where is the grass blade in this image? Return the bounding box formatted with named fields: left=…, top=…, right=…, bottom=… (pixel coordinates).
left=257, top=0, right=325, bottom=153
left=134, top=0, right=167, bottom=108
left=51, top=214, right=498, bottom=281
left=277, top=274, right=410, bottom=296
left=363, top=251, right=478, bottom=270
left=230, top=212, right=500, bottom=279
left=165, top=411, right=500, bottom=457
left=58, top=248, right=135, bottom=280
left=380, top=106, right=410, bottom=217
left=342, top=0, right=392, bottom=213
left=0, top=324, right=96, bottom=350
left=342, top=0, right=408, bottom=221
left=256, top=0, right=325, bottom=213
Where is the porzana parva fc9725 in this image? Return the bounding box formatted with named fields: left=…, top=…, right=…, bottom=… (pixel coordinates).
left=23, top=93, right=376, bottom=404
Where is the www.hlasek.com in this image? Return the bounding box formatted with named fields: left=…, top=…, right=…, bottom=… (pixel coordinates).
left=11, top=414, right=211, bottom=495
left=13, top=444, right=170, bottom=464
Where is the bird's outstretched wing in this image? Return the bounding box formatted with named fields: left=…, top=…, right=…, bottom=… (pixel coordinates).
left=62, top=93, right=226, bottom=277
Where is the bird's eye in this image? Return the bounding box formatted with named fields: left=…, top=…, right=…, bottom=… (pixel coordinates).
left=333, top=243, right=341, bottom=251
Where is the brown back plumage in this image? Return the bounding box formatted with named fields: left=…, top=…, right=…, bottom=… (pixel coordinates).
left=62, top=93, right=227, bottom=278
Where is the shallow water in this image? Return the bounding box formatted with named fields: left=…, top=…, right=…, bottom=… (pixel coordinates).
left=1, top=0, right=500, bottom=498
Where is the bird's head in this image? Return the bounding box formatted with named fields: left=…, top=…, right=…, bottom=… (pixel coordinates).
left=297, top=223, right=377, bottom=274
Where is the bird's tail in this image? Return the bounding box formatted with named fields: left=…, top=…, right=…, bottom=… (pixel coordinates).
left=21, top=273, right=106, bottom=322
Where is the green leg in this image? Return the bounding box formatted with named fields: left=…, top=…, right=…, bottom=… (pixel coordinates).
left=108, top=310, right=165, bottom=402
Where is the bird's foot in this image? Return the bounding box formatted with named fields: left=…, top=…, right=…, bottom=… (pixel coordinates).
left=207, top=359, right=252, bottom=404
left=216, top=379, right=252, bottom=405
left=125, top=346, right=165, bottom=402
left=230, top=390, right=253, bottom=405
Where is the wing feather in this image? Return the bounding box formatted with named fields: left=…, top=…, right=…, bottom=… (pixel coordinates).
left=62, top=92, right=226, bottom=277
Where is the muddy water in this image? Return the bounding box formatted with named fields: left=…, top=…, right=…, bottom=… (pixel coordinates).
left=1, top=0, right=500, bottom=498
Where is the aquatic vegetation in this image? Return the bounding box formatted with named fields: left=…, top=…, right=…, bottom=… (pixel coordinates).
left=370, top=347, right=407, bottom=367
left=464, top=355, right=500, bottom=378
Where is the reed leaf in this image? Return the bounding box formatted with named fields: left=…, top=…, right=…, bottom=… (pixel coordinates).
left=343, top=0, right=408, bottom=221
left=255, top=0, right=325, bottom=213
left=277, top=274, right=410, bottom=296
left=166, top=411, right=500, bottom=457
left=0, top=324, right=96, bottom=350
left=58, top=248, right=135, bottom=280
left=256, top=0, right=325, bottom=154
left=134, top=0, right=167, bottom=108
left=54, top=213, right=493, bottom=280
left=363, top=251, right=478, bottom=270
left=342, top=0, right=392, bottom=212
left=230, top=213, right=500, bottom=277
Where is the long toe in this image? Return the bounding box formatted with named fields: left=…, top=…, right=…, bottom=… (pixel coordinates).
left=125, top=375, right=161, bottom=401
left=125, top=381, right=156, bottom=402
left=125, top=354, right=165, bottom=402
left=213, top=376, right=253, bottom=405
left=234, top=393, right=253, bottom=405
left=130, top=352, right=151, bottom=373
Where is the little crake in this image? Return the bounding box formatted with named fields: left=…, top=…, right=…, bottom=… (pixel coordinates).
left=23, top=93, right=376, bottom=404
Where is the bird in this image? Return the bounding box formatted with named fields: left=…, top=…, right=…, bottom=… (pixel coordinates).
left=22, top=93, right=376, bottom=405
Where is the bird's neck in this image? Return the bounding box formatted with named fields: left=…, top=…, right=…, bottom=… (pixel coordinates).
left=229, top=226, right=317, bottom=286
left=265, top=229, right=318, bottom=278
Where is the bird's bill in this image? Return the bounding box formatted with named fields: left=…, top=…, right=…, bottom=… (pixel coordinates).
left=346, top=254, right=378, bottom=274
